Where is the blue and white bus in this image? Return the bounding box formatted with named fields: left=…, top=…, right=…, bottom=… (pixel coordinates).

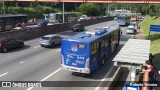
left=117, top=16, right=130, bottom=26
left=61, top=26, right=121, bottom=74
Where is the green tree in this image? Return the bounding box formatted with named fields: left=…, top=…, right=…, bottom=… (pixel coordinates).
left=78, top=3, right=100, bottom=16
left=149, top=4, right=156, bottom=17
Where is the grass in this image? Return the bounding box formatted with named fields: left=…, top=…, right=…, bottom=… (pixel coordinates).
left=140, top=16, right=160, bottom=65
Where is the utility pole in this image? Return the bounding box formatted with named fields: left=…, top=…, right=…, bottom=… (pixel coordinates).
left=130, top=4, right=131, bottom=12
left=51, top=2, right=53, bottom=13
left=3, top=1, right=5, bottom=14
left=63, top=2, right=64, bottom=23
left=108, top=3, right=109, bottom=11
left=121, top=4, right=122, bottom=14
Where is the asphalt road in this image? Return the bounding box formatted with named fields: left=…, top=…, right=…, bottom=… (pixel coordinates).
left=0, top=20, right=131, bottom=90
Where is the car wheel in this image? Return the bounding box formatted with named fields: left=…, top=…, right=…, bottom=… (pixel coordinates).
left=2, top=48, right=8, bottom=53
left=19, top=43, right=24, bottom=48
left=41, top=45, right=44, bottom=47
left=83, top=28, right=85, bottom=31
left=52, top=43, right=55, bottom=47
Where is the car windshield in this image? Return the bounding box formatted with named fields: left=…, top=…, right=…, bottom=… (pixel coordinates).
left=128, top=28, right=134, bottom=30
left=42, top=37, right=50, bottom=40
left=73, top=24, right=80, bottom=27
left=81, top=16, right=86, bottom=18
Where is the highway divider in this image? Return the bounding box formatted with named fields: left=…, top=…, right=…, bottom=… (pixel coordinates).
left=0, top=17, right=113, bottom=41
left=102, top=66, right=122, bottom=90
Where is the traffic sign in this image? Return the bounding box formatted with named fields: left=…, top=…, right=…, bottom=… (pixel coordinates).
left=150, top=25, right=160, bottom=32
left=125, top=84, right=139, bottom=90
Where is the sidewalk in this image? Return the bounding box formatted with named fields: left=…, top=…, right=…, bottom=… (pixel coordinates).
left=136, top=22, right=160, bottom=90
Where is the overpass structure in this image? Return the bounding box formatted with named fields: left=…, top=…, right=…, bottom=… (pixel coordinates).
left=4, top=0, right=160, bottom=4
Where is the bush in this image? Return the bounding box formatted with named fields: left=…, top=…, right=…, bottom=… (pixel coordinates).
left=68, top=12, right=82, bottom=17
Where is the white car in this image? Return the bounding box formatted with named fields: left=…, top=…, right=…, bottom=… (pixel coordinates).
left=126, top=25, right=136, bottom=34
left=40, top=34, right=62, bottom=47
left=12, top=27, right=24, bottom=31
left=79, top=15, right=88, bottom=21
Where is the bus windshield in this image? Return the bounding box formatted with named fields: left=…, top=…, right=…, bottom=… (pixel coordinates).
left=118, top=17, right=126, bottom=20
left=48, top=14, right=55, bottom=20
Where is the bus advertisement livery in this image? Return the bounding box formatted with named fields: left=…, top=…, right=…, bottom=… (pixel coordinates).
left=61, top=25, right=120, bottom=74
left=0, top=14, right=28, bottom=31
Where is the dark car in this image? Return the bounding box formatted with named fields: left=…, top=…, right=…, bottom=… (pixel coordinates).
left=37, top=20, right=48, bottom=26
left=0, top=38, right=24, bottom=53
left=71, top=24, right=85, bottom=32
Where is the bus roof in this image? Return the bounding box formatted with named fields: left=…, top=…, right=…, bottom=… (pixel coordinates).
left=63, top=24, right=119, bottom=43
left=0, top=14, right=27, bottom=18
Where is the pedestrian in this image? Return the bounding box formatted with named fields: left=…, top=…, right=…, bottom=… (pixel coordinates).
left=142, top=60, right=155, bottom=90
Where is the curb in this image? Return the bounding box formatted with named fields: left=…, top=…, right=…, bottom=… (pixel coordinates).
left=102, top=66, right=122, bottom=90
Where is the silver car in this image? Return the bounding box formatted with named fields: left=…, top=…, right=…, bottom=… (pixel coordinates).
left=126, top=25, right=136, bottom=34
left=40, top=35, right=62, bottom=47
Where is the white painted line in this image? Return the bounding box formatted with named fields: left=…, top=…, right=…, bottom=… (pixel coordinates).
left=57, top=49, right=61, bottom=52
left=0, top=72, right=8, bottom=78
left=94, top=66, right=114, bottom=90
left=27, top=68, right=62, bottom=90
left=41, top=68, right=62, bottom=81
left=19, top=62, right=24, bottom=64
left=33, top=46, right=40, bottom=48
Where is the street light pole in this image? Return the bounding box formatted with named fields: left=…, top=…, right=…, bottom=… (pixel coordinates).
left=63, top=2, right=64, bottom=23
left=130, top=4, right=131, bottom=12
left=3, top=1, right=5, bottom=14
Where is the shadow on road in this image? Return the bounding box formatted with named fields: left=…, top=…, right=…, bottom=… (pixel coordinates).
left=4, top=45, right=31, bottom=53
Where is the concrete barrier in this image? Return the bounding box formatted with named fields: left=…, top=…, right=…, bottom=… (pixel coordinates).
left=102, top=66, right=122, bottom=90
left=0, top=17, right=114, bottom=41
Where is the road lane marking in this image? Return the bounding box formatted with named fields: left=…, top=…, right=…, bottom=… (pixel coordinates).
left=94, top=66, right=114, bottom=90
left=19, top=62, right=24, bottom=64
left=41, top=68, right=62, bottom=81
left=33, top=46, right=40, bottom=48
left=0, top=72, right=8, bottom=78
left=27, top=68, right=62, bottom=90
left=57, top=49, right=61, bottom=52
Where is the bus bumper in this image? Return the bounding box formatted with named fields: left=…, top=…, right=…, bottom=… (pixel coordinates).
left=61, top=65, right=90, bottom=74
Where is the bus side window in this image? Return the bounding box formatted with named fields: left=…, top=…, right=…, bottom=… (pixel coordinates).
left=101, top=40, right=104, bottom=47
left=91, top=42, right=98, bottom=55
left=105, top=37, right=108, bottom=46
left=94, top=43, right=97, bottom=49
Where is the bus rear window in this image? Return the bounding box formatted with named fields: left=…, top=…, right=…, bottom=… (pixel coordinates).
left=78, top=44, right=85, bottom=48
